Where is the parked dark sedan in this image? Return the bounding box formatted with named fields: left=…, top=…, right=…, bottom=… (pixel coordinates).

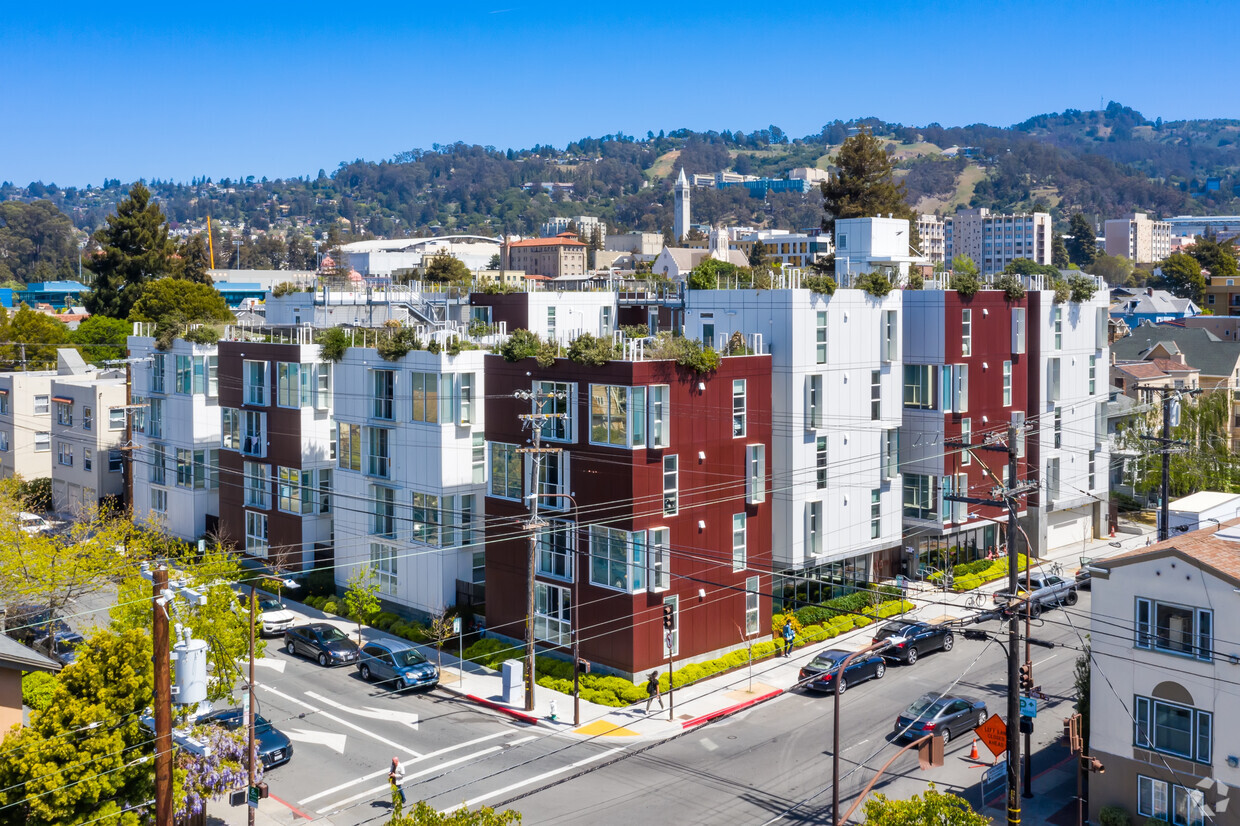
left=872, top=620, right=954, bottom=665
left=32, top=630, right=86, bottom=666
left=798, top=649, right=886, bottom=694
left=357, top=639, right=439, bottom=689
left=894, top=693, right=988, bottom=745
left=198, top=708, right=293, bottom=768
left=4, top=604, right=70, bottom=648
left=284, top=623, right=359, bottom=667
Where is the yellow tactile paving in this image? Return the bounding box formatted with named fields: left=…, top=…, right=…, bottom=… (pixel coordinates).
left=574, top=720, right=640, bottom=737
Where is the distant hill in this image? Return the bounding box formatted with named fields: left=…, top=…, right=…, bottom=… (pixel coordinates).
left=4, top=103, right=1239, bottom=249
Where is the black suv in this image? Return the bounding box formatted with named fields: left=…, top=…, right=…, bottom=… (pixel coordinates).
left=872, top=620, right=954, bottom=665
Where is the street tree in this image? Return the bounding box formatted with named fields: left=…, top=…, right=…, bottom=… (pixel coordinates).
left=860, top=784, right=989, bottom=825
left=424, top=250, right=471, bottom=285
left=1087, top=252, right=1136, bottom=286
left=1189, top=234, right=1239, bottom=282
left=0, top=628, right=154, bottom=826
left=1154, top=252, right=1205, bottom=303
left=1066, top=213, right=1097, bottom=269
left=127, top=276, right=233, bottom=344
left=748, top=240, right=769, bottom=268
left=820, top=128, right=919, bottom=249
left=1, top=304, right=72, bottom=369
left=85, top=183, right=179, bottom=319
left=71, top=314, right=130, bottom=364
left=343, top=568, right=381, bottom=645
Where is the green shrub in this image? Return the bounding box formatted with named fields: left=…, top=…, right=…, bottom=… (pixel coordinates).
left=183, top=325, right=221, bottom=346
left=321, top=600, right=339, bottom=615
left=303, top=566, right=337, bottom=598
left=619, top=324, right=651, bottom=339
left=566, top=333, right=617, bottom=365
left=499, top=328, right=543, bottom=362
left=853, top=272, right=893, bottom=297
left=752, top=641, right=778, bottom=659
left=1050, top=277, right=1071, bottom=303
left=906, top=272, right=924, bottom=290
left=272, top=281, right=297, bottom=297
left=950, top=271, right=981, bottom=297
left=22, top=672, right=57, bottom=711
left=376, top=328, right=423, bottom=361
left=1098, top=806, right=1131, bottom=826
left=645, top=333, right=720, bottom=374
left=803, top=275, right=837, bottom=295
left=993, top=273, right=1027, bottom=301
left=374, top=612, right=400, bottom=631
left=1068, top=273, right=1098, bottom=303
left=316, top=327, right=350, bottom=362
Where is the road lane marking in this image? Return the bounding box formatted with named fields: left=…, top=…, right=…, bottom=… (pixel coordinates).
left=247, top=658, right=286, bottom=673
left=1034, top=654, right=1059, bottom=667
left=506, top=736, right=536, bottom=747
left=284, top=728, right=347, bottom=753
left=305, top=690, right=419, bottom=728
left=256, top=684, right=421, bottom=758
left=315, top=746, right=506, bottom=814
left=298, top=730, right=517, bottom=805
left=441, top=748, right=625, bottom=813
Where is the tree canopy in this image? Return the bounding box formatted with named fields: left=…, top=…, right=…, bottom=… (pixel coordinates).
left=127, top=277, right=233, bottom=342
left=1154, top=252, right=1205, bottom=303
left=423, top=250, right=471, bottom=285
left=1066, top=213, right=1097, bottom=269
left=820, top=128, right=918, bottom=245
left=1189, top=235, right=1239, bottom=282
left=860, top=784, right=989, bottom=825
left=84, top=183, right=179, bottom=319
left=71, top=314, right=130, bottom=364
left=0, top=305, right=72, bottom=370
left=0, top=200, right=79, bottom=284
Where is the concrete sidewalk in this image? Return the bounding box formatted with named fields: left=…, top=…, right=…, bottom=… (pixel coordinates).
left=211, top=519, right=1153, bottom=825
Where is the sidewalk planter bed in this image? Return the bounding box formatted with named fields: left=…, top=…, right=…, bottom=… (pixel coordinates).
left=301, top=595, right=432, bottom=643
left=928, top=554, right=1028, bottom=591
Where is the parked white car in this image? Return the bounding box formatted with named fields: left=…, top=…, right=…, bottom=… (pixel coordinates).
left=258, top=597, right=297, bottom=636
left=18, top=513, right=51, bottom=535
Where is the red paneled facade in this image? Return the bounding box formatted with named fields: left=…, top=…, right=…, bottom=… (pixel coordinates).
left=484, top=353, right=773, bottom=679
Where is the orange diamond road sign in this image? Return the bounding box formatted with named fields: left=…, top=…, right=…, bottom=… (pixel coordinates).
left=974, top=713, right=1008, bottom=758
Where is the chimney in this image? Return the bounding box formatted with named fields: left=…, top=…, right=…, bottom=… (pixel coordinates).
left=1147, top=287, right=1154, bottom=296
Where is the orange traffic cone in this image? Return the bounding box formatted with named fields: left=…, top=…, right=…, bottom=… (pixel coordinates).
left=969, top=737, right=979, bottom=761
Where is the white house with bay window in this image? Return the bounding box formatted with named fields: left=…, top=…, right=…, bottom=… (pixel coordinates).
left=330, top=347, right=487, bottom=620
left=1090, top=522, right=1240, bottom=826
left=128, top=330, right=223, bottom=541
left=683, top=287, right=905, bottom=603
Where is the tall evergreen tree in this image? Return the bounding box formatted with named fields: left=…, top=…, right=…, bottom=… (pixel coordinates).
left=820, top=128, right=919, bottom=248
left=1051, top=232, right=1070, bottom=268
left=1066, top=213, right=1097, bottom=269
left=84, top=183, right=178, bottom=318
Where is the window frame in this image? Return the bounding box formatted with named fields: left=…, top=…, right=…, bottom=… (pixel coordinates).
left=961, top=308, right=972, bottom=357
left=536, top=519, right=574, bottom=581
left=488, top=442, right=523, bottom=500
left=815, top=311, right=827, bottom=364
left=662, top=454, right=678, bottom=516
left=589, top=524, right=645, bottom=593
left=744, top=575, right=760, bottom=636
left=534, top=582, right=571, bottom=647
left=588, top=384, right=645, bottom=449
left=245, top=511, right=268, bottom=558
left=732, top=379, right=747, bottom=437
left=732, top=513, right=747, bottom=571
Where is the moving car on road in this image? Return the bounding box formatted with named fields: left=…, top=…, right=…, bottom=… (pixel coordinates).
left=197, top=708, right=293, bottom=768
left=284, top=623, right=359, bottom=667
left=993, top=574, right=1078, bottom=615
left=257, top=596, right=296, bottom=637
left=18, top=513, right=52, bottom=535
left=798, top=649, right=886, bottom=694
left=894, top=693, right=988, bottom=745
left=872, top=620, right=954, bottom=665
left=357, top=638, right=439, bottom=690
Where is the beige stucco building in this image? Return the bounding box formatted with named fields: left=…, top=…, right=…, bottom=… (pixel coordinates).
left=945, top=208, right=1053, bottom=275
left=1105, top=212, right=1172, bottom=264
left=49, top=369, right=128, bottom=516
left=502, top=234, right=587, bottom=278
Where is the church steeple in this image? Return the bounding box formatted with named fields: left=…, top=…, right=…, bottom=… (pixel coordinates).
left=673, top=168, right=690, bottom=243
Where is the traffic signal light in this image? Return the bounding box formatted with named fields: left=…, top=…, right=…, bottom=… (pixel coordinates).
left=662, top=603, right=675, bottom=631
left=576, top=658, right=591, bottom=675
left=1019, top=662, right=1033, bottom=692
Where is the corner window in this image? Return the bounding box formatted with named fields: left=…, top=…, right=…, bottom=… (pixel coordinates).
left=589, top=385, right=645, bottom=448
left=589, top=525, right=645, bottom=593
left=535, top=381, right=574, bottom=441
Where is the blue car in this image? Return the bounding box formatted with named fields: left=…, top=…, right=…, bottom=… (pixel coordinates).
left=798, top=648, right=886, bottom=694
left=357, top=638, right=439, bottom=690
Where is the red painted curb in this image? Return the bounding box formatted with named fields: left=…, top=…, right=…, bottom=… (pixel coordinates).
left=681, top=689, right=783, bottom=729
left=465, top=694, right=541, bottom=725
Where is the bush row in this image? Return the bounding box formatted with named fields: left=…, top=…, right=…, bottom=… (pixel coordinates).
left=301, top=595, right=432, bottom=643
left=951, top=555, right=1028, bottom=592
left=788, top=585, right=901, bottom=628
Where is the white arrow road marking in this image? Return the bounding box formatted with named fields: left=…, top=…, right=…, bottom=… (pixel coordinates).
left=251, top=658, right=286, bottom=673
left=315, top=746, right=506, bottom=814
left=304, top=691, right=419, bottom=728
left=256, top=684, right=421, bottom=758
left=299, top=730, right=517, bottom=806
left=441, top=748, right=625, bottom=814
left=284, top=728, right=347, bottom=754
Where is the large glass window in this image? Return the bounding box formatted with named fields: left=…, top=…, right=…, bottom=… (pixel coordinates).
left=244, top=462, right=271, bottom=509
left=245, top=512, right=268, bottom=558
left=242, top=410, right=265, bottom=457
left=647, top=384, right=670, bottom=448
left=732, top=380, right=746, bottom=437
left=176, top=449, right=194, bottom=488
left=176, top=355, right=193, bottom=394
left=1134, top=695, right=1212, bottom=764
left=244, top=360, right=268, bottom=406
left=903, top=365, right=936, bottom=409
left=537, top=520, right=574, bottom=580
left=150, top=443, right=166, bottom=484
left=472, top=433, right=486, bottom=484
left=903, top=473, right=937, bottom=520
left=371, top=369, right=394, bottom=420
left=369, top=484, right=396, bottom=537
left=534, top=583, right=571, bottom=647
left=589, top=525, right=645, bottom=592
left=732, top=513, right=747, bottom=571
left=55, top=401, right=73, bottom=426
left=338, top=423, right=361, bottom=471
left=365, top=427, right=390, bottom=478
left=489, top=442, right=522, bottom=499
left=151, top=487, right=167, bottom=514
left=662, top=454, right=678, bottom=515
left=589, top=385, right=645, bottom=448
left=277, top=362, right=300, bottom=408
left=109, top=407, right=126, bottom=429
left=278, top=467, right=312, bottom=514
left=371, top=543, right=398, bottom=595
left=1135, top=598, right=1212, bottom=661
left=412, top=491, right=440, bottom=546
left=150, top=356, right=165, bottom=394
left=745, top=575, right=760, bottom=636
left=410, top=372, right=441, bottom=423
left=148, top=398, right=164, bottom=439
left=535, top=381, right=574, bottom=441
left=532, top=451, right=569, bottom=511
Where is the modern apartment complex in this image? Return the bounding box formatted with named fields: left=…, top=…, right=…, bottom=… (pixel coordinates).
left=1105, top=212, right=1172, bottom=263
left=945, top=208, right=1053, bottom=275
left=469, top=290, right=617, bottom=344
left=331, top=346, right=487, bottom=619
left=1090, top=523, right=1240, bottom=825
left=482, top=349, right=773, bottom=679
left=916, top=214, right=946, bottom=266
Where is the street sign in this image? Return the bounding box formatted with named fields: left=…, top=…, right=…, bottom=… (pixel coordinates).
left=1031, top=687, right=1049, bottom=700
left=248, top=786, right=260, bottom=809
left=984, top=760, right=1007, bottom=787
left=974, top=713, right=1008, bottom=758
left=1020, top=696, right=1038, bottom=718
left=665, top=632, right=675, bottom=653
left=452, top=616, right=461, bottom=635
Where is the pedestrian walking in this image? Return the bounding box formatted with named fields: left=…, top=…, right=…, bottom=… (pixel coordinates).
left=645, top=670, right=663, bottom=713
left=782, top=618, right=795, bottom=657
left=389, top=756, right=406, bottom=805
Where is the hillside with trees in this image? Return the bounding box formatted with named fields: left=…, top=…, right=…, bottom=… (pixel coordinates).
left=3, top=103, right=1239, bottom=277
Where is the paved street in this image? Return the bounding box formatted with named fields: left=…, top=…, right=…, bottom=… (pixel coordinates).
left=506, top=594, right=1092, bottom=825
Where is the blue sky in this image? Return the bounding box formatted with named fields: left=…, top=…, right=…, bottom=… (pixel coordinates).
left=2, top=0, right=1234, bottom=187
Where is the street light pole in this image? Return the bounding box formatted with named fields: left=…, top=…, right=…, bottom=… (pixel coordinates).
left=832, top=640, right=890, bottom=824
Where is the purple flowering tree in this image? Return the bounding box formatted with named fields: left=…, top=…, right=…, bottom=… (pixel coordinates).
left=175, top=724, right=261, bottom=820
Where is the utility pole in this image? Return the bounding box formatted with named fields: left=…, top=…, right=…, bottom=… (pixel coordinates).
left=248, top=585, right=258, bottom=826
left=514, top=389, right=566, bottom=713
left=945, top=424, right=1034, bottom=826
left=1137, top=386, right=1197, bottom=542
left=153, top=566, right=173, bottom=826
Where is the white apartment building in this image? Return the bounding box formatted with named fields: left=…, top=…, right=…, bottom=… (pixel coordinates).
left=468, top=290, right=617, bottom=345
left=128, top=330, right=223, bottom=541
left=734, top=230, right=831, bottom=269
left=331, top=347, right=487, bottom=619
left=0, top=369, right=55, bottom=482
left=834, top=216, right=925, bottom=282
left=50, top=369, right=127, bottom=516
left=1105, top=212, right=1172, bottom=263
left=540, top=215, right=606, bottom=241
left=604, top=232, right=664, bottom=257
left=945, top=208, right=1053, bottom=275
left=916, top=214, right=946, bottom=266
left=683, top=287, right=905, bottom=604
left=1089, top=525, right=1240, bottom=825
left=1025, top=288, right=1112, bottom=554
